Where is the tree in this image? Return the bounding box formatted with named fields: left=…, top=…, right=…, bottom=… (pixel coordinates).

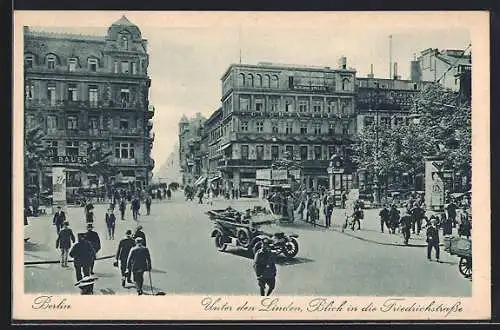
left=24, top=125, right=48, bottom=196
left=352, top=82, right=471, bottom=193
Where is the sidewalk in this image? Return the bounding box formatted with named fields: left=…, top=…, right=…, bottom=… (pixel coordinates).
left=24, top=203, right=148, bottom=264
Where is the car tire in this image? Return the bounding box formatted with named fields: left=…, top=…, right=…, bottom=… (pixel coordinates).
left=236, top=228, right=250, bottom=248
left=283, top=237, right=299, bottom=258
left=214, top=231, right=227, bottom=252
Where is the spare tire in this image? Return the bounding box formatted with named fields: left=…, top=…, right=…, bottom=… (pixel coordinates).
left=236, top=228, right=250, bottom=248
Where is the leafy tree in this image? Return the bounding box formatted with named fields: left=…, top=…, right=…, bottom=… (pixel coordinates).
left=24, top=125, right=47, bottom=196
left=352, top=82, right=471, bottom=193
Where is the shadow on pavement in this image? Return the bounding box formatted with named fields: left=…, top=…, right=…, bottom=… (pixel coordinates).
left=151, top=268, right=168, bottom=274
left=100, top=288, right=116, bottom=295
left=225, top=248, right=254, bottom=260
left=94, top=272, right=117, bottom=278
left=436, top=260, right=458, bottom=265
left=276, top=256, right=314, bottom=266
left=278, top=221, right=327, bottom=232
left=24, top=241, right=51, bottom=252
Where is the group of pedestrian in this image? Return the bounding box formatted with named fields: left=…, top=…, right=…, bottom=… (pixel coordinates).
left=115, top=225, right=151, bottom=295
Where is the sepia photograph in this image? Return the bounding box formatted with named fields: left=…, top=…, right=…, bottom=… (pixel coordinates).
left=12, top=10, right=490, bottom=320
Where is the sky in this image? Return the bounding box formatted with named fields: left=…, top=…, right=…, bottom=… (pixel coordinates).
left=16, top=11, right=478, bottom=176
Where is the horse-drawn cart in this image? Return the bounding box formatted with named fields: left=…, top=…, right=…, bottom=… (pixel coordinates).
left=206, top=206, right=300, bottom=258
left=444, top=236, right=472, bottom=278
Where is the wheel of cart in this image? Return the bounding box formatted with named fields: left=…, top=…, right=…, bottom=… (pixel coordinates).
left=458, top=256, right=472, bottom=278
left=445, top=236, right=472, bottom=279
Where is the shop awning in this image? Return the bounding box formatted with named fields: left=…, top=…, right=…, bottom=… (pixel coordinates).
left=209, top=176, right=222, bottom=182
left=219, top=143, right=231, bottom=151
left=194, top=176, right=207, bottom=186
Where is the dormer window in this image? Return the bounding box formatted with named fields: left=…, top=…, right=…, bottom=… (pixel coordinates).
left=25, top=56, right=34, bottom=69
left=88, top=58, right=98, bottom=72
left=47, top=55, right=56, bottom=70
left=69, top=58, right=77, bottom=72
left=120, top=35, right=129, bottom=50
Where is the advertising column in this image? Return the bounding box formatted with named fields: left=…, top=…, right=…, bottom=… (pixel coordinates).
left=424, top=158, right=445, bottom=211
left=52, top=166, right=67, bottom=213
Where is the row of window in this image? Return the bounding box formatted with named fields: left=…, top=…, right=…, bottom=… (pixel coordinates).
left=363, top=116, right=409, bottom=127
left=26, top=115, right=140, bottom=131
left=239, top=120, right=350, bottom=135
left=214, top=144, right=343, bottom=161
left=44, top=141, right=137, bottom=159
left=237, top=96, right=353, bottom=114
left=25, top=82, right=132, bottom=107
left=237, top=73, right=280, bottom=89
left=25, top=53, right=143, bottom=75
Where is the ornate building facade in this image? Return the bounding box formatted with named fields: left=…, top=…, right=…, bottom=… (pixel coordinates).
left=211, top=60, right=357, bottom=196
left=178, top=113, right=206, bottom=187
left=24, top=16, right=155, bottom=195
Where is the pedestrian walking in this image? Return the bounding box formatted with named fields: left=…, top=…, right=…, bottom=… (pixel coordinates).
left=105, top=208, right=116, bottom=240
left=56, top=221, right=75, bottom=267
left=253, top=238, right=277, bottom=296
left=411, top=202, right=425, bottom=235
left=86, top=210, right=95, bottom=224
left=69, top=233, right=96, bottom=284
left=351, top=201, right=363, bottom=231
left=145, top=195, right=152, bottom=215
left=53, top=206, right=66, bottom=234
left=126, top=237, right=152, bottom=295
left=198, top=188, right=204, bottom=204
left=325, top=200, right=333, bottom=228
left=131, top=196, right=141, bottom=221
left=379, top=204, right=390, bottom=233
left=84, top=201, right=94, bottom=220
left=133, top=225, right=147, bottom=247
left=166, top=188, right=172, bottom=200
left=85, top=223, right=101, bottom=275
left=400, top=210, right=413, bottom=245
left=116, top=229, right=135, bottom=287
left=157, top=189, right=162, bottom=201
left=341, top=192, right=347, bottom=209
left=119, top=198, right=126, bottom=220
left=441, top=212, right=453, bottom=236
left=447, top=199, right=458, bottom=228
left=389, top=204, right=400, bottom=234
left=458, top=206, right=471, bottom=239
left=426, top=219, right=440, bottom=261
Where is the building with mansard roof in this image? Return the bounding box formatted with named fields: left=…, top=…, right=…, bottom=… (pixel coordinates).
left=24, top=16, right=155, bottom=196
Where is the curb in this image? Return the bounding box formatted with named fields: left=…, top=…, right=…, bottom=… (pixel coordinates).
left=25, top=254, right=115, bottom=266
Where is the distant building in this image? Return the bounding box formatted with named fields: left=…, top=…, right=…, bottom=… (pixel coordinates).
left=178, top=113, right=206, bottom=186
left=203, top=108, right=224, bottom=189
left=24, top=16, right=155, bottom=196
left=212, top=59, right=357, bottom=196
left=411, top=48, right=471, bottom=95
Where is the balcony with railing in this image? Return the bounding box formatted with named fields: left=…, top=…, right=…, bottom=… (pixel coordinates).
left=109, top=127, right=141, bottom=137
left=24, top=98, right=145, bottom=111
left=217, top=158, right=331, bottom=170
left=110, top=158, right=137, bottom=166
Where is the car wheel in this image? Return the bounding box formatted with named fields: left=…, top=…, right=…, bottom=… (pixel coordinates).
left=214, top=232, right=227, bottom=252
left=236, top=228, right=250, bottom=248
left=283, top=237, right=299, bottom=258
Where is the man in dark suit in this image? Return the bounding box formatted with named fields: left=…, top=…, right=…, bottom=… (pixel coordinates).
left=85, top=223, right=101, bottom=274
left=400, top=210, right=413, bottom=245
left=105, top=208, right=116, bottom=240
left=133, top=225, right=147, bottom=247
left=131, top=196, right=141, bottom=221
left=69, top=233, right=95, bottom=283
left=53, top=206, right=66, bottom=234
left=379, top=204, right=390, bottom=233
left=254, top=238, right=277, bottom=296
left=126, top=237, right=152, bottom=295
left=56, top=221, right=75, bottom=267
left=426, top=219, right=440, bottom=261
left=116, top=229, right=135, bottom=287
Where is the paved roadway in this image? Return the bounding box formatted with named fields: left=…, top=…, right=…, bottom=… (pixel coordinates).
left=24, top=194, right=471, bottom=296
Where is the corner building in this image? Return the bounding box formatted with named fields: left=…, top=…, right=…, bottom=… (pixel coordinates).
left=216, top=61, right=357, bottom=195
left=24, top=16, right=155, bottom=193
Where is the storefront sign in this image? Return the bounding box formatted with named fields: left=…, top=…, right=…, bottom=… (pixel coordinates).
left=46, top=156, right=89, bottom=165
left=256, top=169, right=271, bottom=180
left=271, top=170, right=287, bottom=181
left=52, top=166, right=66, bottom=211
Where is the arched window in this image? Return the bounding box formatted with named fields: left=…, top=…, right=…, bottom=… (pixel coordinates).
left=247, top=74, right=254, bottom=87
left=256, top=74, right=262, bottom=87
left=263, top=75, right=270, bottom=88
left=272, top=75, right=279, bottom=88
left=238, top=73, right=245, bottom=87
left=342, top=78, right=350, bottom=91
left=121, top=35, right=129, bottom=50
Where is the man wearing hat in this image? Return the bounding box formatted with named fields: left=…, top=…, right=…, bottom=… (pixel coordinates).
left=399, top=209, right=413, bottom=245
left=69, top=233, right=96, bottom=283
left=253, top=239, right=277, bottom=296
left=105, top=208, right=117, bottom=240
left=116, top=229, right=135, bottom=287
left=134, top=225, right=147, bottom=247
left=85, top=223, right=101, bottom=275
left=56, top=221, right=75, bottom=267
left=126, top=237, right=152, bottom=295
left=53, top=206, right=66, bottom=234
left=426, top=218, right=440, bottom=261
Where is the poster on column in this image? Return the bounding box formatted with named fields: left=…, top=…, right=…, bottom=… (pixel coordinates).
left=52, top=166, right=66, bottom=212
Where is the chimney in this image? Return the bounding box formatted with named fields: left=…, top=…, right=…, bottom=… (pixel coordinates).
left=367, top=64, right=374, bottom=78
left=338, top=56, right=347, bottom=69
